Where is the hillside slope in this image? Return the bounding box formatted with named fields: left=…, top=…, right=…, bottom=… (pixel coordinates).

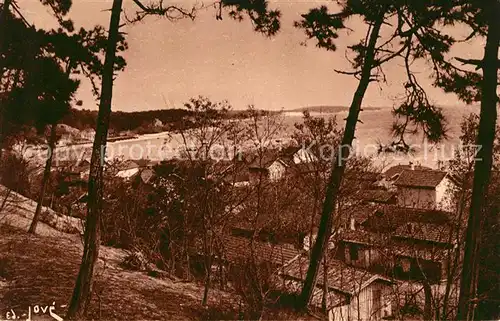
left=0, top=188, right=239, bottom=320
left=0, top=189, right=316, bottom=320
left=0, top=223, right=244, bottom=320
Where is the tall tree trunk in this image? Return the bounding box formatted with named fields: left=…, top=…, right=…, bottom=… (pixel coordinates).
left=423, top=281, right=433, bottom=321
left=0, top=0, right=12, bottom=160
left=321, top=252, right=328, bottom=318
left=28, top=123, right=57, bottom=234
left=296, top=18, right=382, bottom=310
left=472, top=1, right=500, bottom=319
left=66, top=0, right=122, bottom=318
left=0, top=0, right=11, bottom=76
left=202, top=258, right=212, bottom=306
left=456, top=0, right=500, bottom=319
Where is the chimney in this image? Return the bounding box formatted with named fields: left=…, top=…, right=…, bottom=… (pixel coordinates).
left=350, top=218, right=356, bottom=231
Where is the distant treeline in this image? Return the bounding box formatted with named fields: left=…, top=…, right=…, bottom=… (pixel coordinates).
left=60, top=108, right=271, bottom=134
left=61, top=108, right=195, bottom=133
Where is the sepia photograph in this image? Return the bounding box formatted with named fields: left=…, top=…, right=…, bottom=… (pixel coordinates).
left=0, top=0, right=498, bottom=320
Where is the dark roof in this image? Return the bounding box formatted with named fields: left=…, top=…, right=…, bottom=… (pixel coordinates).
left=362, top=205, right=452, bottom=233
left=247, top=146, right=305, bottom=170
left=394, top=169, right=447, bottom=188
left=228, top=204, right=312, bottom=238
left=340, top=229, right=386, bottom=246
left=132, top=158, right=158, bottom=168
left=210, top=161, right=250, bottom=184
left=139, top=168, right=156, bottom=184
left=394, top=222, right=454, bottom=244
left=280, top=145, right=301, bottom=158
left=218, top=235, right=301, bottom=266
left=384, top=164, right=432, bottom=180
left=341, top=204, right=379, bottom=226
left=116, top=159, right=141, bottom=171
left=247, top=149, right=281, bottom=169
left=345, top=171, right=380, bottom=182
left=73, top=160, right=90, bottom=173
left=281, top=255, right=392, bottom=296
left=354, top=189, right=397, bottom=204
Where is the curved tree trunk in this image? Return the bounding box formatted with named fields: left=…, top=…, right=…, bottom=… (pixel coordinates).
left=296, top=18, right=383, bottom=309
left=29, top=122, right=57, bottom=234
left=456, top=0, right=500, bottom=320
left=66, top=0, right=123, bottom=318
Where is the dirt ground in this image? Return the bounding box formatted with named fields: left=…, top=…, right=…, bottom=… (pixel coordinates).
left=0, top=222, right=242, bottom=320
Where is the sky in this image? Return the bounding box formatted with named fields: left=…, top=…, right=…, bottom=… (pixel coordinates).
left=19, top=0, right=484, bottom=112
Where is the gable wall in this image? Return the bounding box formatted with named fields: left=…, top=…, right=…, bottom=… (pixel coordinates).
left=436, top=177, right=455, bottom=211
left=397, top=187, right=436, bottom=209
left=268, top=161, right=286, bottom=181
left=330, top=281, right=393, bottom=321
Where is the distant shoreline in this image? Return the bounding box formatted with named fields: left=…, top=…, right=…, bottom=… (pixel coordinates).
left=287, top=106, right=383, bottom=113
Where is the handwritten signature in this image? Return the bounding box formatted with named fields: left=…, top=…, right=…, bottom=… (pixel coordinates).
left=4, top=302, right=64, bottom=321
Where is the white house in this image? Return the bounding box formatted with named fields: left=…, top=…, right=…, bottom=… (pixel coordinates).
left=292, top=147, right=317, bottom=164
left=393, top=169, right=455, bottom=210
left=279, top=256, right=394, bottom=321
left=115, top=160, right=141, bottom=179
left=80, top=129, right=95, bottom=141
left=247, top=146, right=316, bottom=183
left=153, top=118, right=163, bottom=128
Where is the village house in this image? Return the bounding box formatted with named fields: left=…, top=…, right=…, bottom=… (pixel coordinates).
left=152, top=118, right=163, bottom=128
left=279, top=255, right=395, bottom=321
left=52, top=158, right=91, bottom=181
left=382, top=162, right=433, bottom=182
left=211, top=159, right=251, bottom=187
left=335, top=204, right=457, bottom=286
left=55, top=124, right=81, bottom=146
left=79, top=128, right=95, bottom=141
left=247, top=146, right=316, bottom=183
left=393, top=169, right=455, bottom=210
left=189, top=228, right=302, bottom=290
left=320, top=201, right=461, bottom=320
left=115, top=160, right=140, bottom=179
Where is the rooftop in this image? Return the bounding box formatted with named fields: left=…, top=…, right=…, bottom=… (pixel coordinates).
left=394, top=222, right=455, bottom=244
left=280, top=255, right=392, bottom=296
left=344, top=171, right=380, bottom=182
left=394, top=169, right=447, bottom=189
left=362, top=205, right=452, bottom=233
left=215, top=234, right=302, bottom=266
left=340, top=229, right=386, bottom=246
left=384, top=164, right=432, bottom=180
left=354, top=189, right=397, bottom=204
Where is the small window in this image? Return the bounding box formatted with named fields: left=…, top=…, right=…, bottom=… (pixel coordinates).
left=349, top=244, right=359, bottom=261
